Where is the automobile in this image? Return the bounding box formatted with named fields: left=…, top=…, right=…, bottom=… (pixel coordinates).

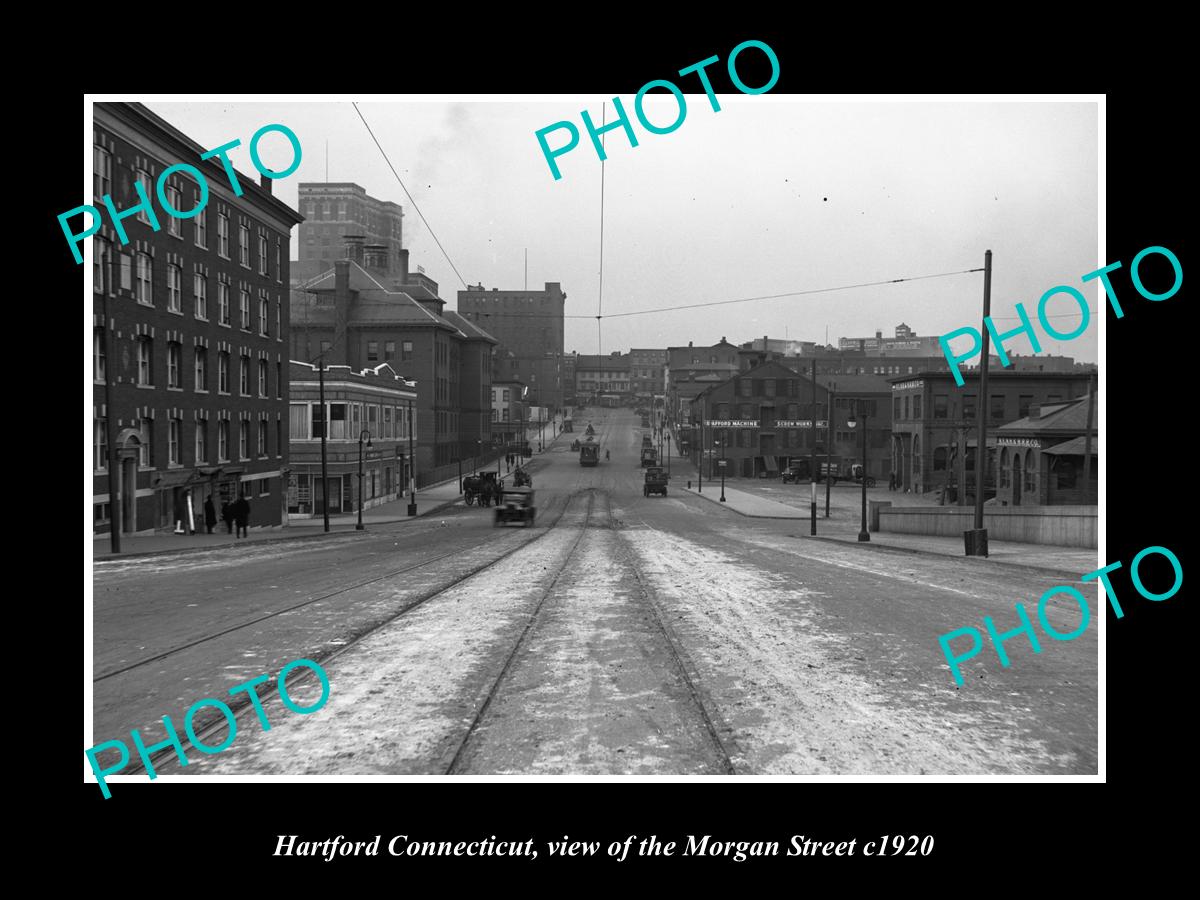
left=494, top=486, right=535, bottom=527
left=781, top=461, right=810, bottom=484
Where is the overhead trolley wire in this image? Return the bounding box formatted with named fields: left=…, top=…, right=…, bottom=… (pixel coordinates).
left=351, top=102, right=469, bottom=291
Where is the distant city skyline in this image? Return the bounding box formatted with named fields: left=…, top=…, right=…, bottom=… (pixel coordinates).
left=148, top=99, right=1099, bottom=364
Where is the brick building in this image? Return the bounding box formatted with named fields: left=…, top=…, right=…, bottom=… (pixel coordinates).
left=575, top=352, right=630, bottom=404
left=629, top=348, right=667, bottom=400
left=994, top=392, right=1098, bottom=506
left=457, top=282, right=566, bottom=414
left=666, top=338, right=740, bottom=423
left=491, top=380, right=526, bottom=445
left=290, top=243, right=496, bottom=483
left=687, top=360, right=890, bottom=480
left=294, top=183, right=403, bottom=278
left=287, top=362, right=416, bottom=517
left=91, top=102, right=303, bottom=535
left=889, top=371, right=1093, bottom=496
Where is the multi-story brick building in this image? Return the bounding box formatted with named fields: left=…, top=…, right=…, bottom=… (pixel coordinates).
left=687, top=360, right=890, bottom=480
left=457, top=282, right=566, bottom=414
left=491, top=380, right=526, bottom=445
left=629, top=348, right=667, bottom=401
left=889, top=371, right=1093, bottom=496
left=294, top=183, right=403, bottom=277
left=91, top=102, right=303, bottom=535
left=290, top=242, right=496, bottom=484
left=666, top=338, right=740, bottom=423
left=575, top=352, right=630, bottom=404
left=287, top=362, right=417, bottom=517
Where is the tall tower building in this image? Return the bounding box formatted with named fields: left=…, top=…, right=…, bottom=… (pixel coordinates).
left=295, top=183, right=403, bottom=278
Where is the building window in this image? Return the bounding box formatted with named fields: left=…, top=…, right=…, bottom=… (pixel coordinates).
left=385, top=340, right=395, bottom=361
left=276, top=419, right=283, bottom=456
left=195, top=202, right=208, bottom=248
left=167, top=341, right=181, bottom=388
left=218, top=282, right=230, bottom=326
left=240, top=355, right=250, bottom=395
left=168, top=418, right=181, bottom=465
left=275, top=302, right=281, bottom=340
left=136, top=252, right=153, bottom=304
left=383, top=406, right=393, bottom=439
left=94, top=417, right=108, bottom=471
left=218, top=351, right=230, bottom=393
left=990, top=394, right=1006, bottom=421
left=319, top=340, right=332, bottom=357
left=275, top=240, right=282, bottom=282
left=1018, top=395, right=1034, bottom=418
left=912, top=396, right=922, bottom=419
left=933, top=394, right=948, bottom=419
left=239, top=420, right=249, bottom=459
left=258, top=358, right=268, bottom=397
left=93, top=328, right=106, bottom=382
left=218, top=213, right=229, bottom=257
left=290, top=403, right=309, bottom=439
left=330, top=403, right=347, bottom=439
left=239, top=224, right=250, bottom=266
left=257, top=419, right=267, bottom=457
left=276, top=362, right=282, bottom=399
left=240, top=289, right=251, bottom=330
left=260, top=296, right=270, bottom=336
left=194, top=273, right=208, bottom=319
left=195, top=418, right=208, bottom=463
left=258, top=234, right=268, bottom=275
left=259, top=476, right=271, bottom=497
left=138, top=417, right=152, bottom=467
left=963, top=394, right=976, bottom=420
left=93, top=236, right=110, bottom=294
left=166, top=185, right=182, bottom=237
left=402, top=340, right=413, bottom=362
left=167, top=264, right=182, bottom=312
left=218, top=420, right=230, bottom=462
left=93, top=145, right=111, bottom=198
left=1056, top=459, right=1077, bottom=489
left=119, top=252, right=132, bottom=291
left=893, top=396, right=901, bottom=419
left=195, top=347, right=208, bottom=391
left=137, top=336, right=153, bottom=385
left=135, top=169, right=153, bottom=223
left=367, top=341, right=379, bottom=362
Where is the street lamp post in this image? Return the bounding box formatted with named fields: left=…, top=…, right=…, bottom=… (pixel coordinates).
left=357, top=429, right=372, bottom=531
left=666, top=431, right=671, bottom=477
left=718, top=438, right=726, bottom=502
left=847, top=400, right=870, bottom=542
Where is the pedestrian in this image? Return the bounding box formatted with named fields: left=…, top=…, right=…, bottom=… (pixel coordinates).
left=204, top=495, right=217, bottom=534
left=888, top=472, right=896, bottom=492
left=234, top=491, right=250, bottom=538
left=221, top=499, right=234, bottom=534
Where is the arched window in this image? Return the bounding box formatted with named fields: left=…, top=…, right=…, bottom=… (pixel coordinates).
left=999, top=447, right=1009, bottom=487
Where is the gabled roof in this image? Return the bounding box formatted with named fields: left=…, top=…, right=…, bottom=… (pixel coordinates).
left=443, top=310, right=498, bottom=343
left=292, top=260, right=459, bottom=331
left=998, top=395, right=1096, bottom=435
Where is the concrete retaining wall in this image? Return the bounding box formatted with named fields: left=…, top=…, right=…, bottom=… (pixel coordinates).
left=876, top=504, right=1097, bottom=548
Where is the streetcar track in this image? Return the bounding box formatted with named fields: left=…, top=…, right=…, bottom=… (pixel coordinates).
left=94, top=495, right=573, bottom=682
left=611, top=504, right=739, bottom=774
left=444, top=490, right=598, bottom=774
left=128, top=490, right=593, bottom=776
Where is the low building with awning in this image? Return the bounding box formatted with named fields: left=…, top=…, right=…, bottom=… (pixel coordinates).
left=994, top=394, right=1097, bottom=506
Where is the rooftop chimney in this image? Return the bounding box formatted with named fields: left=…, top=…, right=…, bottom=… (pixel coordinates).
left=397, top=248, right=410, bottom=284
left=259, top=173, right=272, bottom=195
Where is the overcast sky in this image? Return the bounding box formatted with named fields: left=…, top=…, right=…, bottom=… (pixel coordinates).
left=148, top=98, right=1098, bottom=362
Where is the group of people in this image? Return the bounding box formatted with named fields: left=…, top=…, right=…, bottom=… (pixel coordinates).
left=202, top=492, right=252, bottom=538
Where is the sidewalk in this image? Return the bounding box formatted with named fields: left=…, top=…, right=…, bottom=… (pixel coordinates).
left=92, top=474, right=470, bottom=560
left=679, top=478, right=1097, bottom=576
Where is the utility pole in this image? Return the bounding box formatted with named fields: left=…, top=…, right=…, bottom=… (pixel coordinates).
left=967, top=250, right=993, bottom=556
left=825, top=383, right=834, bottom=517
left=318, top=357, right=329, bottom=532
left=809, top=361, right=817, bottom=535
left=407, top=397, right=417, bottom=516
left=1082, top=372, right=1095, bottom=495
left=698, top=395, right=704, bottom=493
left=101, top=245, right=121, bottom=553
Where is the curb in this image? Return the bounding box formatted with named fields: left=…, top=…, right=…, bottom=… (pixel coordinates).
left=681, top=486, right=1088, bottom=579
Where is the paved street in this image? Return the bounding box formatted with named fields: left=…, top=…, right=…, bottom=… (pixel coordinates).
left=92, top=408, right=1097, bottom=776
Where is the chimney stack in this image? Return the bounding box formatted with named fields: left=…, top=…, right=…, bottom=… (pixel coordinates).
left=397, top=248, right=410, bottom=284
left=259, top=173, right=272, bottom=195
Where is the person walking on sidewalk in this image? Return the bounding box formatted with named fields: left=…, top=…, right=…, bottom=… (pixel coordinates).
left=233, top=492, right=250, bottom=538
left=221, top=499, right=234, bottom=534
left=204, top=495, right=217, bottom=534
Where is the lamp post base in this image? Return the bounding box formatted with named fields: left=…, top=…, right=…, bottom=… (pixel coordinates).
left=857, top=530, right=870, bottom=542
left=963, top=528, right=988, bottom=557
left=407, top=503, right=417, bottom=517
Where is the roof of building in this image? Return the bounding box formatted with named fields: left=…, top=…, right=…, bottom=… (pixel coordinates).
left=290, top=260, right=488, bottom=335
left=288, top=360, right=417, bottom=392
left=1043, top=436, right=1098, bottom=456
left=997, top=396, right=1097, bottom=435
